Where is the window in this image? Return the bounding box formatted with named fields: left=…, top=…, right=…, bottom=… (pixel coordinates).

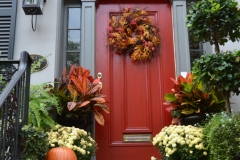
left=65, top=7, right=81, bottom=70
left=187, top=0, right=211, bottom=68
left=189, top=37, right=205, bottom=67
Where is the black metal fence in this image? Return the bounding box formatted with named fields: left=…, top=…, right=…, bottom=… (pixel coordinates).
left=0, top=51, right=32, bottom=160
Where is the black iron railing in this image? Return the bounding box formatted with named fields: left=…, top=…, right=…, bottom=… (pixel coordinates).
left=0, top=51, right=32, bottom=160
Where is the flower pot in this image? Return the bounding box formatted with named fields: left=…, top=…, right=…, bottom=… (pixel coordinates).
left=56, top=114, right=93, bottom=131
left=179, top=114, right=206, bottom=126
left=233, top=157, right=240, bottom=160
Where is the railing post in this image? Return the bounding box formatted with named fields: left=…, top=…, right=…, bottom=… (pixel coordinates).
left=0, top=51, right=32, bottom=160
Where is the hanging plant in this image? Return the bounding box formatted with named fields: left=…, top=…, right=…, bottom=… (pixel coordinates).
left=107, top=6, right=160, bottom=62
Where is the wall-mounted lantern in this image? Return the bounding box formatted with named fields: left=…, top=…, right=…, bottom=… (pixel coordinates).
left=22, top=0, right=46, bottom=31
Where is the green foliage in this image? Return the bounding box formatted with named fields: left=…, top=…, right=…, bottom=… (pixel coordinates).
left=192, top=51, right=240, bottom=94
left=20, top=125, right=49, bottom=159
left=202, top=112, right=240, bottom=160
left=192, top=50, right=240, bottom=111
left=29, top=83, right=61, bottom=129
left=186, top=0, right=240, bottom=53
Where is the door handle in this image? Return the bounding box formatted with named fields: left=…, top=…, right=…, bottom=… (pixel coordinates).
left=97, top=72, right=102, bottom=79
left=97, top=72, right=103, bottom=92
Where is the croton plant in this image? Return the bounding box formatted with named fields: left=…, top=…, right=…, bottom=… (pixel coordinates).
left=163, top=73, right=225, bottom=118
left=52, top=64, right=109, bottom=126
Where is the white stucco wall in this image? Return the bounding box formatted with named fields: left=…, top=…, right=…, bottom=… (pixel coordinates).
left=14, top=0, right=59, bottom=84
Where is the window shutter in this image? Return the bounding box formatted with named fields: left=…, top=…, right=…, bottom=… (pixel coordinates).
left=0, top=0, right=17, bottom=60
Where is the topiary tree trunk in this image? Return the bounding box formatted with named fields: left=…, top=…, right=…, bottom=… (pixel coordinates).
left=221, top=91, right=231, bottom=112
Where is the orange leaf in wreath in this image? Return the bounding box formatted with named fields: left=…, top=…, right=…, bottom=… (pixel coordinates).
left=151, top=27, right=157, bottom=33
left=119, top=19, right=128, bottom=28
left=140, top=10, right=147, bottom=15
left=126, top=28, right=132, bottom=36
left=143, top=30, right=151, bottom=40
left=110, top=16, right=118, bottom=27
left=152, top=36, right=160, bottom=46
left=108, top=38, right=115, bottom=45
left=128, top=38, right=137, bottom=44
left=131, top=52, right=138, bottom=60
left=148, top=41, right=153, bottom=48
left=112, top=33, right=122, bottom=41
left=142, top=52, right=150, bottom=60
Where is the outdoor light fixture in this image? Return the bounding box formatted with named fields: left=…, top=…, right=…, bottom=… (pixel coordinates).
left=22, top=0, right=46, bottom=31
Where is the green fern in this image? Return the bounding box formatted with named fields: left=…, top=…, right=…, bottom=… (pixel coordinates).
left=29, top=83, right=59, bottom=129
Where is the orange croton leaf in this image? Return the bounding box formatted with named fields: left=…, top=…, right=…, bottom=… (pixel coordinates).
left=87, top=83, right=100, bottom=94
left=163, top=101, right=171, bottom=106
left=91, top=97, right=106, bottom=103
left=81, top=76, right=88, bottom=94
left=94, top=104, right=110, bottom=114
left=79, top=101, right=91, bottom=107
left=82, top=67, right=90, bottom=77
left=166, top=106, right=174, bottom=113
left=94, top=109, right=104, bottom=126
left=68, top=84, right=78, bottom=101
left=69, top=64, right=77, bottom=75
left=67, top=102, right=77, bottom=111
left=186, top=72, right=193, bottom=83
left=177, top=75, right=186, bottom=84
left=70, top=75, right=84, bottom=93
left=92, top=78, right=100, bottom=84
left=170, top=78, right=178, bottom=85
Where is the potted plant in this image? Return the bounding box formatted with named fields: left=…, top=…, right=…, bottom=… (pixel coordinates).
left=20, top=125, right=49, bottom=159
left=50, top=64, right=109, bottom=126
left=152, top=125, right=209, bottom=160
left=163, top=72, right=225, bottom=125
left=28, top=83, right=60, bottom=129
left=46, top=124, right=97, bottom=160
left=202, top=112, right=240, bottom=160
left=186, top=0, right=240, bottom=53
left=192, top=50, right=240, bottom=112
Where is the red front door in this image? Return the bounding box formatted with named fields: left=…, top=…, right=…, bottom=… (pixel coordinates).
left=95, top=1, right=175, bottom=159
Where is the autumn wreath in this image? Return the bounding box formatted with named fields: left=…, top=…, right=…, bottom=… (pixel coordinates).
left=107, top=7, right=160, bottom=62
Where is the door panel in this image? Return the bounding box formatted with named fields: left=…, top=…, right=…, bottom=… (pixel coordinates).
left=96, top=2, right=175, bottom=159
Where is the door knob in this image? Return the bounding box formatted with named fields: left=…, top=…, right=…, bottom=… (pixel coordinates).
left=97, top=72, right=102, bottom=79
left=97, top=72, right=103, bottom=92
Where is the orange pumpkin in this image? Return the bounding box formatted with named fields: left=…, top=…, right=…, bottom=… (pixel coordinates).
left=45, top=147, right=77, bottom=160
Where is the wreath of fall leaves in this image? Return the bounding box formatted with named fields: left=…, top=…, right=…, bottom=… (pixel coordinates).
left=107, top=7, right=160, bottom=62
